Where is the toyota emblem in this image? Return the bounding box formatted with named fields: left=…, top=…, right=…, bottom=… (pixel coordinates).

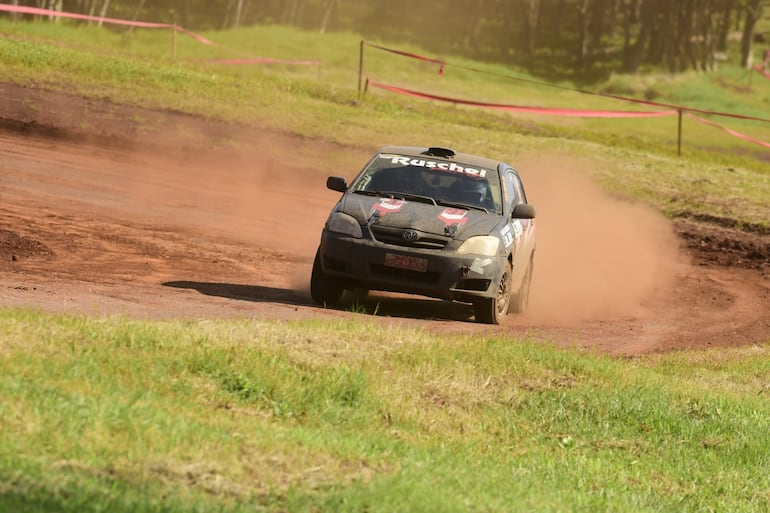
left=402, top=230, right=419, bottom=242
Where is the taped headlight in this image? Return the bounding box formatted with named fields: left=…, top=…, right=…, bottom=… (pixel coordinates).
left=327, top=212, right=363, bottom=238
left=457, top=236, right=500, bottom=256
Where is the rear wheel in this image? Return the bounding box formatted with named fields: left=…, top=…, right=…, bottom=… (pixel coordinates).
left=474, top=260, right=512, bottom=324
left=310, top=249, right=343, bottom=305
left=509, top=254, right=533, bottom=314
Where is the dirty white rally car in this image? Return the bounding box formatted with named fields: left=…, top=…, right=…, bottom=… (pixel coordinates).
left=311, top=146, right=536, bottom=324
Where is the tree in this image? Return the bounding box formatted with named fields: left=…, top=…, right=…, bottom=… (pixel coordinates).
left=740, top=0, right=763, bottom=68
left=520, top=0, right=542, bottom=61
left=9, top=0, right=769, bottom=78
left=98, top=0, right=111, bottom=27
left=319, top=0, right=339, bottom=33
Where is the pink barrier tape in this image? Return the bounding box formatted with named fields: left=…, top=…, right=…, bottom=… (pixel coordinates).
left=754, top=65, right=770, bottom=81
left=1, top=5, right=321, bottom=66
left=365, top=42, right=445, bottom=75
left=365, top=41, right=770, bottom=124
left=0, top=4, right=212, bottom=45
left=207, top=57, right=321, bottom=66
left=687, top=113, right=770, bottom=150
left=592, top=90, right=770, bottom=123
left=368, top=79, right=676, bottom=118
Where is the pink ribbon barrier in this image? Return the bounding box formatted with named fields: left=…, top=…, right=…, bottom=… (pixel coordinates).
left=0, top=4, right=212, bottom=45
left=754, top=65, right=770, bottom=81
left=0, top=5, right=324, bottom=66
left=365, top=41, right=770, bottom=123
left=687, top=113, right=770, bottom=150
left=368, top=79, right=676, bottom=118
left=366, top=42, right=445, bottom=75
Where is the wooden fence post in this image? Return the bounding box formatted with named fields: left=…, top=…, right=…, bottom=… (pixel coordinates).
left=172, top=25, right=177, bottom=59
left=358, top=40, right=365, bottom=99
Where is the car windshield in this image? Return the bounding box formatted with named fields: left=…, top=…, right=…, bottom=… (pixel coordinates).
left=352, top=153, right=502, bottom=214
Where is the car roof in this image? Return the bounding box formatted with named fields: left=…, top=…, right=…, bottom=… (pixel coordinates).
left=378, top=145, right=515, bottom=175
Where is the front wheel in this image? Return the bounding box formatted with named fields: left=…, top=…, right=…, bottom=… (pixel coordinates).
left=310, top=249, right=343, bottom=305
left=474, top=260, right=512, bottom=324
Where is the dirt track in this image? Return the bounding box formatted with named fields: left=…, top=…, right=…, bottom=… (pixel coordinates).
left=2, top=82, right=769, bottom=356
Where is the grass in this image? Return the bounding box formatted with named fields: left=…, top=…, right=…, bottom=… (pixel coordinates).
left=1, top=310, right=770, bottom=512
left=1, top=18, right=770, bottom=512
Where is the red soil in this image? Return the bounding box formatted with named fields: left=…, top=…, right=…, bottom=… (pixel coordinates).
left=2, top=82, right=768, bottom=356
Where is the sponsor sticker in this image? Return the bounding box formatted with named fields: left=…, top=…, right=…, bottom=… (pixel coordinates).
left=438, top=208, right=469, bottom=227
left=512, top=220, right=524, bottom=239
left=470, top=257, right=494, bottom=274
left=371, top=198, right=405, bottom=217
left=500, top=225, right=513, bottom=248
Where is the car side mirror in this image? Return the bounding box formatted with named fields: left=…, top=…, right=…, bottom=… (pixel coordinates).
left=512, top=204, right=536, bottom=219
left=327, top=176, right=348, bottom=193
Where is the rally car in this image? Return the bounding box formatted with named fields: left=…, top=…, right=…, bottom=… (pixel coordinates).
left=310, top=146, right=536, bottom=324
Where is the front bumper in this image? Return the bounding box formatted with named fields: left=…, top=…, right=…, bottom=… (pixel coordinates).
left=318, top=230, right=506, bottom=302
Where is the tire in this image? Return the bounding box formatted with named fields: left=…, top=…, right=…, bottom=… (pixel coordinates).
left=310, top=249, right=343, bottom=305
left=509, top=254, right=533, bottom=314
left=474, top=260, right=512, bottom=324
left=349, top=288, right=370, bottom=302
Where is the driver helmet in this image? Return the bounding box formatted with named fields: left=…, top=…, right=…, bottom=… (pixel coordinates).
left=449, top=178, right=491, bottom=206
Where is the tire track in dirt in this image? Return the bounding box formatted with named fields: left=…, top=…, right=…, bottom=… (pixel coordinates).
left=1, top=83, right=769, bottom=355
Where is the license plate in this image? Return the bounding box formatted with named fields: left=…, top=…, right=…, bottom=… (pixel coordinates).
left=384, top=253, right=428, bottom=272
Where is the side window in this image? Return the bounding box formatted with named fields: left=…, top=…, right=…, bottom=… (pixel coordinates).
left=504, top=171, right=521, bottom=207
left=512, top=174, right=526, bottom=205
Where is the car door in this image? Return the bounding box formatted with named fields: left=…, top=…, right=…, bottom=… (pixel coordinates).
left=502, top=169, right=534, bottom=287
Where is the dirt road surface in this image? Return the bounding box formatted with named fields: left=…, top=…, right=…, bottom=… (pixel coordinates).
left=2, top=82, right=769, bottom=356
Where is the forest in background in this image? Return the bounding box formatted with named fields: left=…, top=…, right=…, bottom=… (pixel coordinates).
left=3, top=1, right=769, bottom=80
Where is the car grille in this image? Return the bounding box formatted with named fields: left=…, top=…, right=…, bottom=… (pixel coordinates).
left=370, top=264, right=441, bottom=284
left=370, top=226, right=449, bottom=249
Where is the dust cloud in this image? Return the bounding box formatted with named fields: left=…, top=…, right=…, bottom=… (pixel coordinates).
left=518, top=156, right=685, bottom=324
left=233, top=147, right=686, bottom=323
left=87, top=132, right=684, bottom=324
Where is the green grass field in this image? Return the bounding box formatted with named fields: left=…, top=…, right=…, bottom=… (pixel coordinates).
left=2, top=311, right=770, bottom=512
left=1, top=19, right=770, bottom=512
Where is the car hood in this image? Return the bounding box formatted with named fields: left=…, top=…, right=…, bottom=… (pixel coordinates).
left=339, top=194, right=501, bottom=240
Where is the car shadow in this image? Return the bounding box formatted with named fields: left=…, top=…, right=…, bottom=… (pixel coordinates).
left=162, top=281, right=476, bottom=323
left=350, top=294, right=477, bottom=323
left=162, top=281, right=311, bottom=306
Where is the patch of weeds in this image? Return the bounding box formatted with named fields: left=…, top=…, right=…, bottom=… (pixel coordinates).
left=348, top=301, right=380, bottom=316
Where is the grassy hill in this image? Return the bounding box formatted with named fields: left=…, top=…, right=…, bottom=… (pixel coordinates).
left=1, top=19, right=769, bottom=513
left=1, top=20, right=770, bottom=227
